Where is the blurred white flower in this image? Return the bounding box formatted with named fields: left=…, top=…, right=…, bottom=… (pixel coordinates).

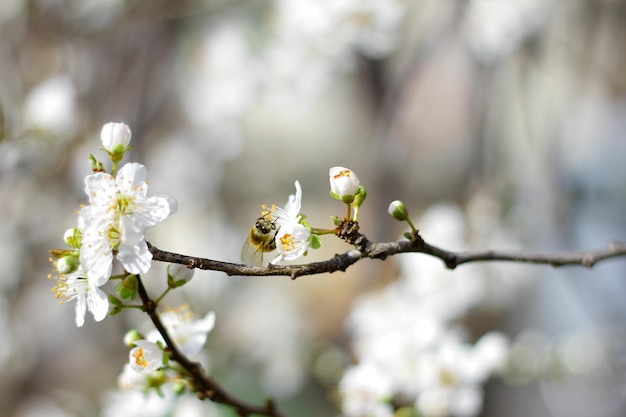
left=414, top=336, right=500, bottom=417
left=129, top=340, right=164, bottom=375
left=102, top=387, right=175, bottom=417
left=417, top=384, right=484, bottom=417
left=472, top=332, right=509, bottom=375
left=148, top=306, right=216, bottom=356
left=341, top=203, right=514, bottom=415
left=339, top=363, right=394, bottom=417
left=463, top=0, right=550, bottom=61
left=24, top=75, right=78, bottom=137
left=118, top=363, right=147, bottom=390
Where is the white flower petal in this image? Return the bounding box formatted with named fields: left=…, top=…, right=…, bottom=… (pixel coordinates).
left=118, top=239, right=152, bottom=274
left=84, top=172, right=116, bottom=205
left=88, top=283, right=110, bottom=322
left=163, top=194, right=178, bottom=215
left=283, top=180, right=302, bottom=218
left=75, top=291, right=87, bottom=327
left=133, top=195, right=173, bottom=229
left=147, top=307, right=216, bottom=356
left=193, top=311, right=216, bottom=334
left=116, top=163, right=148, bottom=195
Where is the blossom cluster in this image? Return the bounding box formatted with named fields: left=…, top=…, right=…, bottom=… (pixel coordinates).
left=49, top=129, right=511, bottom=417
left=49, top=122, right=222, bottom=407
left=50, top=123, right=177, bottom=327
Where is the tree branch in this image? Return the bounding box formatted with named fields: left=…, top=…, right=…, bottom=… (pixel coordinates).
left=142, top=222, right=626, bottom=415
left=148, top=223, right=626, bottom=280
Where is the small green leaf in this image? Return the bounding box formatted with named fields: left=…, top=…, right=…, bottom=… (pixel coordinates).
left=310, top=234, right=322, bottom=249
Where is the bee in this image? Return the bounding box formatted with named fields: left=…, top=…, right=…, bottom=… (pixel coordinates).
left=241, top=213, right=278, bottom=266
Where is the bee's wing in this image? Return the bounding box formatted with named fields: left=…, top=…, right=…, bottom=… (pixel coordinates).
left=241, top=239, right=264, bottom=266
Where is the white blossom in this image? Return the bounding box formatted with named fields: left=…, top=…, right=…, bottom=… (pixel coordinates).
left=148, top=306, right=216, bottom=356
left=79, top=162, right=177, bottom=281
left=53, top=265, right=109, bottom=327
left=273, top=222, right=310, bottom=263
left=129, top=340, right=164, bottom=375
left=270, top=180, right=311, bottom=263
left=339, top=363, right=394, bottom=417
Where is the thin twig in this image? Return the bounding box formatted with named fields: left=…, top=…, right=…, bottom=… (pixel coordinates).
left=135, top=275, right=288, bottom=417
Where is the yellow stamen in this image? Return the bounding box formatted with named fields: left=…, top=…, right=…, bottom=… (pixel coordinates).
left=132, top=348, right=148, bottom=369
left=279, top=233, right=295, bottom=252
left=333, top=169, right=351, bottom=179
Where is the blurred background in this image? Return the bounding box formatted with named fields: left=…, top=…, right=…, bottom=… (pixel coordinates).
left=2, top=0, right=626, bottom=416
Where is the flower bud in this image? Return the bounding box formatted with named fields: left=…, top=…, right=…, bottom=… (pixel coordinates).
left=329, top=167, right=360, bottom=203
left=116, top=274, right=138, bottom=300
left=331, top=215, right=343, bottom=226
left=63, top=228, right=82, bottom=248
left=124, top=329, right=145, bottom=347
left=172, top=381, right=187, bottom=395
left=388, top=200, right=408, bottom=221
left=88, top=154, right=105, bottom=173
left=57, top=255, right=79, bottom=274
left=167, top=263, right=195, bottom=288
left=101, top=122, right=132, bottom=152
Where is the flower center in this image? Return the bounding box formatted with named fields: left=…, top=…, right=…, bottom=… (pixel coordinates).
left=439, top=368, right=456, bottom=386
left=54, top=275, right=87, bottom=303
left=279, top=233, right=296, bottom=252
left=105, top=224, right=121, bottom=251
left=132, top=348, right=149, bottom=369
left=115, top=193, right=135, bottom=216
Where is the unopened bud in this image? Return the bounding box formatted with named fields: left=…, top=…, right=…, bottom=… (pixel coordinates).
left=329, top=167, right=360, bottom=202
left=388, top=200, right=408, bottom=221
left=116, top=274, right=138, bottom=300
left=57, top=255, right=79, bottom=274
left=88, top=154, right=105, bottom=173
left=123, top=329, right=145, bottom=347
left=167, top=263, right=194, bottom=288
left=63, top=228, right=82, bottom=248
